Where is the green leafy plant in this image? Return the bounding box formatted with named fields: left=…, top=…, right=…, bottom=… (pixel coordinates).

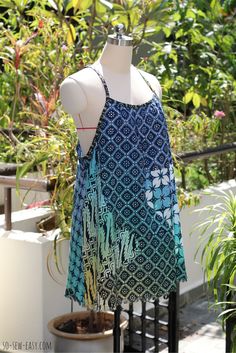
left=144, top=0, right=236, bottom=186
left=0, top=0, right=191, bottom=229
left=192, top=189, right=236, bottom=348
left=193, top=190, right=236, bottom=302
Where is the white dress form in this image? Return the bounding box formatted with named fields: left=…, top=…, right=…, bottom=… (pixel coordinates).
left=60, top=41, right=162, bottom=156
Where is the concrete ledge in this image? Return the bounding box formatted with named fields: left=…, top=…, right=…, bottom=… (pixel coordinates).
left=0, top=207, right=53, bottom=232
left=180, top=282, right=208, bottom=308
left=0, top=208, right=70, bottom=353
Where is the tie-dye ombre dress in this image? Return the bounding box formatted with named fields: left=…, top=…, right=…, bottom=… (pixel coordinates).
left=65, top=66, right=187, bottom=309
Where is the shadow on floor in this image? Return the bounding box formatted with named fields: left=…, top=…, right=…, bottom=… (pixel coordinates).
left=124, top=295, right=225, bottom=353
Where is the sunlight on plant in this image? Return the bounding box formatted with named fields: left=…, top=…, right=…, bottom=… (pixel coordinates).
left=0, top=0, right=235, bottom=235
left=192, top=190, right=236, bottom=305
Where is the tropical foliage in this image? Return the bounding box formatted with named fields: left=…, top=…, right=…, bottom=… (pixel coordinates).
left=193, top=189, right=236, bottom=350
left=194, top=190, right=236, bottom=303
left=0, top=0, right=235, bottom=234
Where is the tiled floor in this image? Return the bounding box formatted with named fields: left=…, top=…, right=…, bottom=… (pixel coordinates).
left=162, top=296, right=225, bottom=353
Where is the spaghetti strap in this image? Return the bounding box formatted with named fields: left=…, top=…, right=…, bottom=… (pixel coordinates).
left=137, top=68, right=156, bottom=96
left=85, top=65, right=110, bottom=98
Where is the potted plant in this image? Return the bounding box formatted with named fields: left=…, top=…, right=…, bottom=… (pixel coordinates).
left=48, top=309, right=128, bottom=353
left=192, top=189, right=236, bottom=351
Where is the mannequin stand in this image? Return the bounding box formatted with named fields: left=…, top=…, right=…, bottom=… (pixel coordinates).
left=113, top=305, right=122, bottom=352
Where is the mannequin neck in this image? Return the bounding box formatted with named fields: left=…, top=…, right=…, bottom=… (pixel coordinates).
left=95, top=42, right=133, bottom=73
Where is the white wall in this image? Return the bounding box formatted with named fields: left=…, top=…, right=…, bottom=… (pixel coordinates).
left=180, top=179, right=236, bottom=295
left=0, top=209, right=70, bottom=353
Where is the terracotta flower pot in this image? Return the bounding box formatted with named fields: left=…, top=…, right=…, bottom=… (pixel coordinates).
left=48, top=311, right=128, bottom=353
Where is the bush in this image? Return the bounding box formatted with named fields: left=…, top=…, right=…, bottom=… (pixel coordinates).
left=0, top=0, right=235, bottom=233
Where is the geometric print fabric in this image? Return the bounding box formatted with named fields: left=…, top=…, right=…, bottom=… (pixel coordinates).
left=65, top=65, right=187, bottom=309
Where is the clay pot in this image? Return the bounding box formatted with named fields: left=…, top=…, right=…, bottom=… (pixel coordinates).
left=48, top=311, right=128, bottom=353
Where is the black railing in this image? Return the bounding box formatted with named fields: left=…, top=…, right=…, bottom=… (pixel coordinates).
left=177, top=142, right=236, bottom=163
left=177, top=142, right=236, bottom=189
left=122, top=288, right=179, bottom=353
left=225, top=287, right=236, bottom=353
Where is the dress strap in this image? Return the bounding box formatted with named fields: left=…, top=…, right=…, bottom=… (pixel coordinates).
left=85, top=65, right=110, bottom=98
left=137, top=68, right=156, bottom=96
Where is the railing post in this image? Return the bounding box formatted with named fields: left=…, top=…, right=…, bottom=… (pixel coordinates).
left=113, top=304, right=121, bottom=353
left=168, top=284, right=179, bottom=353
left=127, top=302, right=134, bottom=350
left=225, top=287, right=234, bottom=353
left=141, top=301, right=147, bottom=352
left=180, top=166, right=186, bottom=189
left=4, top=187, right=12, bottom=230
left=154, top=298, right=159, bottom=353
left=226, top=316, right=233, bottom=353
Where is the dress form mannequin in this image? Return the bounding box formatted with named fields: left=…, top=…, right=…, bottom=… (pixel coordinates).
left=60, top=25, right=162, bottom=156
left=62, top=26, right=187, bottom=328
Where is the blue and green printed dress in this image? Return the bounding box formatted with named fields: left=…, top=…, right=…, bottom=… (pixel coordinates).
left=65, top=65, right=187, bottom=309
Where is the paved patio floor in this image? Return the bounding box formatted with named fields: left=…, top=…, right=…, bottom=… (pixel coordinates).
left=124, top=294, right=226, bottom=353
left=162, top=295, right=226, bottom=353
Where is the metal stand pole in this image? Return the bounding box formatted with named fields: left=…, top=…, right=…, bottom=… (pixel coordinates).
left=113, top=304, right=122, bottom=353
left=168, top=284, right=179, bottom=353
left=225, top=287, right=234, bottom=353
left=141, top=301, right=147, bottom=352
left=226, top=317, right=233, bottom=353
left=70, top=298, right=74, bottom=313
left=4, top=187, right=11, bottom=230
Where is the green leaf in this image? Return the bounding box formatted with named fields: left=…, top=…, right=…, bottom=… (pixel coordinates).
left=77, top=0, right=92, bottom=11
left=197, top=9, right=207, bottom=18
left=218, top=308, right=236, bottom=318
left=175, top=28, right=184, bottom=39
left=186, top=9, right=196, bottom=19
left=193, top=93, right=201, bottom=108
left=47, top=0, right=58, bottom=10
left=162, top=27, right=171, bottom=38
left=169, top=51, right=177, bottom=64
left=14, top=0, right=29, bottom=11
left=0, top=115, right=10, bottom=128
left=67, top=24, right=76, bottom=46
left=112, top=3, right=125, bottom=11
left=164, top=79, right=174, bottom=89
left=173, top=12, right=181, bottom=21
left=95, top=1, right=107, bottom=13
left=99, top=0, right=113, bottom=9
left=183, top=91, right=193, bottom=104
left=204, top=37, right=215, bottom=49
left=65, top=1, right=74, bottom=13
left=210, top=0, right=217, bottom=8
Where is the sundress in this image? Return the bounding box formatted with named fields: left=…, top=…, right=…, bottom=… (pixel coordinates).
left=65, top=65, right=187, bottom=310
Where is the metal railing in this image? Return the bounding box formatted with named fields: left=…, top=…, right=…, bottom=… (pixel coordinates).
left=177, top=142, right=236, bottom=189
left=177, top=142, right=236, bottom=163
left=0, top=163, right=55, bottom=230
left=122, top=288, right=179, bottom=353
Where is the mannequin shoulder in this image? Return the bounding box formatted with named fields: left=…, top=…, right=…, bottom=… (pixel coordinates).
left=59, top=69, right=88, bottom=114
left=59, top=67, right=105, bottom=114
left=138, top=68, right=162, bottom=100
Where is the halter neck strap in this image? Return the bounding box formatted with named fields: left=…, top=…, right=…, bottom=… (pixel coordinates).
left=85, top=65, right=110, bottom=98
left=137, top=68, right=156, bottom=96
